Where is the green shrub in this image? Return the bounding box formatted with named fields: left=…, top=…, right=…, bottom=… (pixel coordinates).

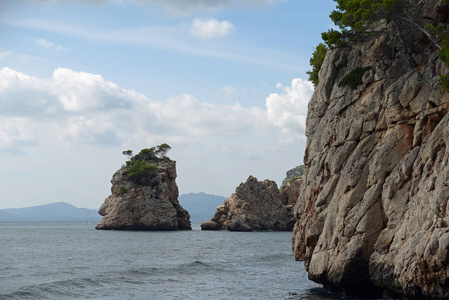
left=307, top=43, right=328, bottom=87
left=338, top=66, right=372, bottom=90
left=440, top=74, right=449, bottom=93
left=289, top=176, right=302, bottom=183
left=126, top=160, right=158, bottom=186
left=118, top=186, right=128, bottom=196
left=121, top=144, right=172, bottom=187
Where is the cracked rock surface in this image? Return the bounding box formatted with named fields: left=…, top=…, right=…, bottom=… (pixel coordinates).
left=292, top=0, right=449, bottom=298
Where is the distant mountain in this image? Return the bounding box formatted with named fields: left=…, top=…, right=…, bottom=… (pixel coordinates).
left=0, top=202, right=102, bottom=222
left=179, top=192, right=226, bottom=222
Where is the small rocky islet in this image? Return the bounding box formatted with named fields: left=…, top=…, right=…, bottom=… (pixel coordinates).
left=96, top=145, right=191, bottom=231
left=200, top=175, right=299, bottom=231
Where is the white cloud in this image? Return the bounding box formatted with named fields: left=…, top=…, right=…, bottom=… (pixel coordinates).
left=0, top=67, right=313, bottom=156
left=0, top=66, right=310, bottom=208
left=265, top=78, right=314, bottom=135
left=0, top=67, right=280, bottom=151
left=0, top=68, right=314, bottom=155
left=0, top=118, right=39, bottom=153
left=34, top=38, right=66, bottom=51
left=189, top=18, right=235, bottom=39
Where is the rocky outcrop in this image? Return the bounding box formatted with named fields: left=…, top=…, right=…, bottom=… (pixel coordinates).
left=201, top=176, right=295, bottom=231
left=292, top=1, right=449, bottom=298
left=281, top=165, right=304, bottom=187
left=280, top=177, right=302, bottom=206
left=280, top=166, right=304, bottom=206
left=96, top=159, right=191, bottom=231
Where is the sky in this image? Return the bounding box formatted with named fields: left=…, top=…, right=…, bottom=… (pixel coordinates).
left=0, top=0, right=337, bottom=209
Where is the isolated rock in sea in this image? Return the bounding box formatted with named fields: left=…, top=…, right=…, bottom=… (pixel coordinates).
left=96, top=148, right=191, bottom=231
left=201, top=176, right=295, bottom=231
left=292, top=1, right=449, bottom=298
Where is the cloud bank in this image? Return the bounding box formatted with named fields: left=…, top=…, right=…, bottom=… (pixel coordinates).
left=0, top=67, right=312, bottom=154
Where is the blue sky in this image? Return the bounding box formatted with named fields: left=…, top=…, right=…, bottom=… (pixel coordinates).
left=0, top=0, right=336, bottom=209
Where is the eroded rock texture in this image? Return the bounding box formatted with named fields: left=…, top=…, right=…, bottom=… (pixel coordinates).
left=201, top=176, right=295, bottom=231
left=292, top=1, right=449, bottom=298
left=96, top=160, right=191, bottom=231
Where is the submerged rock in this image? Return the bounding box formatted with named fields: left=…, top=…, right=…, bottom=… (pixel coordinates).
left=201, top=176, right=295, bottom=231
left=96, top=149, right=191, bottom=231
left=292, top=1, right=449, bottom=298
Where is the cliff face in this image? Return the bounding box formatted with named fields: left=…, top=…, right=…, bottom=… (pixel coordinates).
left=96, top=160, right=191, bottom=231
left=292, top=1, right=449, bottom=298
left=201, top=176, right=295, bottom=231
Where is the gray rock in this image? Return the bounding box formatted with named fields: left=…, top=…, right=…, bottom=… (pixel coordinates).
left=96, top=160, right=191, bottom=231
left=292, top=1, right=449, bottom=298
left=281, top=165, right=304, bottom=187
left=200, top=220, right=218, bottom=230
left=202, top=176, right=295, bottom=231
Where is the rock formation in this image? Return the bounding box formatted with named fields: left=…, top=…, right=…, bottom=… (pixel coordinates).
left=292, top=1, right=449, bottom=298
left=96, top=149, right=191, bottom=231
left=280, top=166, right=304, bottom=206
left=281, top=165, right=304, bottom=187
left=201, top=176, right=295, bottom=231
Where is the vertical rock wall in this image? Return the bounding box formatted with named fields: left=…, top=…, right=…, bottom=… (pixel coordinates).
left=292, top=1, right=449, bottom=298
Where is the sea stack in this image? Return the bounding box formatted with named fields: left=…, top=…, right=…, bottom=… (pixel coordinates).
left=293, top=0, right=449, bottom=298
left=96, top=146, right=191, bottom=230
left=201, top=176, right=295, bottom=231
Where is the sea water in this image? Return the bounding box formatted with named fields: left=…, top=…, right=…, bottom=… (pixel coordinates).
left=0, top=222, right=339, bottom=299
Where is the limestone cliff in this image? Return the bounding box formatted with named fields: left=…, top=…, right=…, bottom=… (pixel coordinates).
left=201, top=176, right=295, bottom=231
left=96, top=158, right=191, bottom=231
left=292, top=0, right=449, bottom=298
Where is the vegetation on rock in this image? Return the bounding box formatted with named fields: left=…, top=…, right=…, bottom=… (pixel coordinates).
left=122, top=144, right=172, bottom=186
left=307, top=43, right=329, bottom=86
left=309, top=0, right=449, bottom=89
left=118, top=186, right=128, bottom=196
left=338, top=66, right=372, bottom=90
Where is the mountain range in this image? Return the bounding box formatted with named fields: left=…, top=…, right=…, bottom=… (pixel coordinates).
left=0, top=202, right=102, bottom=222
left=178, top=192, right=226, bottom=222
left=0, top=192, right=226, bottom=222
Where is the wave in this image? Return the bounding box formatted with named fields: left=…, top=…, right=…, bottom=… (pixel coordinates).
left=0, top=261, right=234, bottom=299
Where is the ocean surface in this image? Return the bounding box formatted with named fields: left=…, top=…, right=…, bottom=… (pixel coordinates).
left=1, top=222, right=342, bottom=299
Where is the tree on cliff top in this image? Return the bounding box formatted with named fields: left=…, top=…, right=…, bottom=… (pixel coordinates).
left=123, top=144, right=172, bottom=165
left=307, top=43, right=329, bottom=87
left=121, top=144, right=172, bottom=186
left=323, top=0, right=442, bottom=67
left=309, top=0, right=449, bottom=90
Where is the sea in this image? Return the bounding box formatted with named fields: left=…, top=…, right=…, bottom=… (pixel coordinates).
left=0, top=222, right=343, bottom=300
